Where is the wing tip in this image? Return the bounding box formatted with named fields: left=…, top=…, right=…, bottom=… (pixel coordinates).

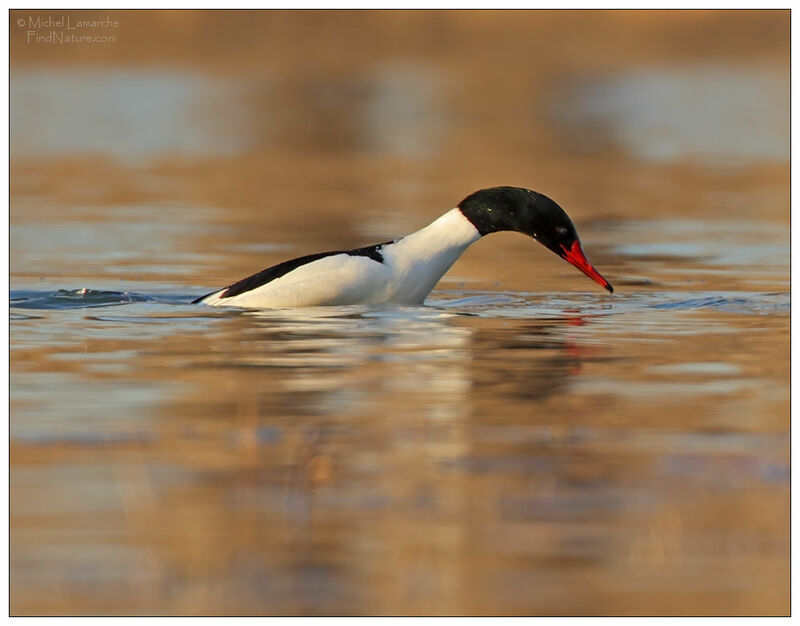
left=192, top=290, right=222, bottom=305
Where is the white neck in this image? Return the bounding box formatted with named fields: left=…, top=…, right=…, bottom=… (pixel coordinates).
left=382, top=207, right=481, bottom=303
left=392, top=208, right=481, bottom=259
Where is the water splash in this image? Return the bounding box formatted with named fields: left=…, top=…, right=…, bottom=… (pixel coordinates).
left=10, top=288, right=190, bottom=310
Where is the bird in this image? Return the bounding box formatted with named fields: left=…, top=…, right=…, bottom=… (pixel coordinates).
left=193, top=186, right=613, bottom=308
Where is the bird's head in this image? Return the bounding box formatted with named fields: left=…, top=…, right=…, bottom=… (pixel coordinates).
left=458, top=186, right=613, bottom=293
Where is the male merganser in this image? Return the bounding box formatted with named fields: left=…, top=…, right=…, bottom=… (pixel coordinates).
left=194, top=186, right=613, bottom=308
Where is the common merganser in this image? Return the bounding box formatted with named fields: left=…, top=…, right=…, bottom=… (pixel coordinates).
left=194, top=186, right=613, bottom=308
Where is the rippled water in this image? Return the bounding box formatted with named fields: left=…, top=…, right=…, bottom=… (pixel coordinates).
left=11, top=10, right=788, bottom=616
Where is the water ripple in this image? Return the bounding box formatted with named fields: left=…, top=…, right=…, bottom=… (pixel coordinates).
left=10, top=287, right=789, bottom=318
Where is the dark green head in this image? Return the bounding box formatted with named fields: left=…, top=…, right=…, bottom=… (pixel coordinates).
left=458, top=186, right=613, bottom=293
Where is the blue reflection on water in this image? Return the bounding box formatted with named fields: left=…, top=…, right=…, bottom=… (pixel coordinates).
left=555, top=66, right=788, bottom=166
left=11, top=69, right=253, bottom=161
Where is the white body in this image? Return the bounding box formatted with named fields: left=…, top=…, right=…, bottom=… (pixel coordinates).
left=199, top=208, right=482, bottom=308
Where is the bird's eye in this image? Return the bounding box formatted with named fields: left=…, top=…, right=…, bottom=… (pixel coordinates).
left=555, top=226, right=568, bottom=236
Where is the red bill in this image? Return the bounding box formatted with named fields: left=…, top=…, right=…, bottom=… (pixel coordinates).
left=560, top=240, right=614, bottom=293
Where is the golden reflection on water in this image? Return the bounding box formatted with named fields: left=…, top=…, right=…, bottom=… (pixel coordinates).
left=11, top=304, right=788, bottom=615
left=10, top=9, right=788, bottom=616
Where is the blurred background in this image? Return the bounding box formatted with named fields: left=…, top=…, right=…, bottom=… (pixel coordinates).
left=10, top=10, right=789, bottom=616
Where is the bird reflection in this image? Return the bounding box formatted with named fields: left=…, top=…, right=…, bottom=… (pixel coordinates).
left=467, top=314, right=594, bottom=402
